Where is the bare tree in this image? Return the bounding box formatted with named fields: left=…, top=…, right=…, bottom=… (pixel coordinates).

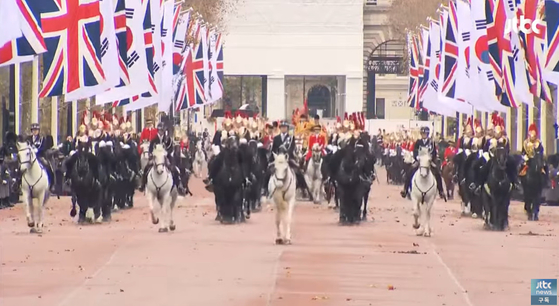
left=386, top=0, right=444, bottom=39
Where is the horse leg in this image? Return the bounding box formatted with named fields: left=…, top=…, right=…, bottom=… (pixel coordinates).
left=284, top=198, right=295, bottom=244
left=312, top=179, right=321, bottom=205
left=148, top=193, right=159, bottom=225
left=23, top=191, right=35, bottom=228
left=424, top=200, right=433, bottom=237
left=169, top=196, right=176, bottom=231
left=361, top=189, right=369, bottom=221
left=412, top=199, right=421, bottom=232
left=275, top=205, right=283, bottom=244
left=158, top=198, right=169, bottom=233
left=533, top=195, right=540, bottom=221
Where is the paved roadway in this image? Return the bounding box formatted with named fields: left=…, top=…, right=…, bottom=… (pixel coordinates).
left=1, top=169, right=559, bottom=306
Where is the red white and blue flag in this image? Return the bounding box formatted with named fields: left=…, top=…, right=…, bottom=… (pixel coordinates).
left=113, top=0, right=130, bottom=87
left=0, top=0, right=48, bottom=67
left=209, top=31, right=223, bottom=103
left=39, top=0, right=105, bottom=97
left=176, top=45, right=195, bottom=110
left=407, top=32, right=420, bottom=109
left=545, top=0, right=559, bottom=85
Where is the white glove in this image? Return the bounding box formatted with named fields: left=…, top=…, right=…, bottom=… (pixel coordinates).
left=523, top=155, right=529, bottom=161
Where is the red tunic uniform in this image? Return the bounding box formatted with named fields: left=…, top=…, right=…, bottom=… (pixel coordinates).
left=140, top=127, right=157, bottom=144
left=180, top=139, right=189, bottom=151
left=262, top=134, right=273, bottom=149
left=306, top=133, right=326, bottom=161
left=442, top=146, right=456, bottom=168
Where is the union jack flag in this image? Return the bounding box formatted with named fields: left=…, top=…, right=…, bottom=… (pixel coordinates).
left=176, top=46, right=195, bottom=110
left=0, top=0, right=47, bottom=67
left=209, top=32, right=224, bottom=101
left=407, top=33, right=420, bottom=109
left=519, top=0, right=551, bottom=102
left=418, top=28, right=432, bottom=104
left=545, top=0, right=559, bottom=85
left=191, top=27, right=208, bottom=107
left=140, top=0, right=158, bottom=98
left=440, top=3, right=458, bottom=99
left=39, top=0, right=105, bottom=97
left=113, top=0, right=129, bottom=86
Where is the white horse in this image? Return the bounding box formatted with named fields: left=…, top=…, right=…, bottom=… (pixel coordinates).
left=409, top=147, right=437, bottom=237
left=140, top=141, right=151, bottom=170
left=146, top=144, right=178, bottom=232
left=16, top=140, right=50, bottom=234
left=192, top=140, right=205, bottom=178
left=305, top=143, right=323, bottom=205
left=269, top=152, right=297, bottom=245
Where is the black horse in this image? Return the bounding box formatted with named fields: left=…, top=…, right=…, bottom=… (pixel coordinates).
left=67, top=150, right=102, bottom=223
left=172, top=144, right=193, bottom=197
left=112, top=143, right=138, bottom=209
left=465, top=153, right=483, bottom=217
left=521, top=151, right=546, bottom=221
left=96, top=144, right=116, bottom=221
left=247, top=140, right=267, bottom=213
left=480, top=146, right=512, bottom=231
left=331, top=138, right=368, bottom=225
left=213, top=137, right=245, bottom=224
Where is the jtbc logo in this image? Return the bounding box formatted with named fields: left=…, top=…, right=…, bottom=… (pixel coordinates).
left=505, top=16, right=544, bottom=34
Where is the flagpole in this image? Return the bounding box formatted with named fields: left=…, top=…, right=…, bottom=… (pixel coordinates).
left=31, top=57, right=39, bottom=125
left=51, top=97, right=58, bottom=146
left=71, top=101, right=78, bottom=136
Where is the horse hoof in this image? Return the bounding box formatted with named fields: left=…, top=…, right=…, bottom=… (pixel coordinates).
left=245, top=214, right=250, bottom=220
left=30, top=228, right=38, bottom=234
left=152, top=218, right=159, bottom=225
left=361, top=216, right=368, bottom=222
left=103, top=216, right=112, bottom=222
left=533, top=215, right=539, bottom=221
left=527, top=215, right=533, bottom=221
left=27, top=221, right=35, bottom=228
left=70, top=208, right=77, bottom=217
left=284, top=239, right=292, bottom=245
left=169, top=224, right=176, bottom=231
left=215, top=214, right=222, bottom=221
left=423, top=231, right=431, bottom=237
left=158, top=228, right=169, bottom=233
left=412, top=223, right=420, bottom=229
left=471, top=213, right=478, bottom=219
left=460, top=212, right=467, bottom=217
left=275, top=238, right=283, bottom=245
left=415, top=230, right=424, bottom=236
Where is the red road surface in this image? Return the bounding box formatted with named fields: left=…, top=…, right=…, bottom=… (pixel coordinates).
left=1, top=169, right=559, bottom=306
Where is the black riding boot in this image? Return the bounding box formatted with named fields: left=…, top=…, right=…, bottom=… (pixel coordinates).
left=400, top=166, right=417, bottom=198
left=432, top=166, right=446, bottom=200
left=139, top=164, right=152, bottom=192
left=171, top=168, right=185, bottom=195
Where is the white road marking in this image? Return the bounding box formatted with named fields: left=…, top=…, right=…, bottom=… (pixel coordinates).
left=266, top=250, right=284, bottom=306
left=430, top=244, right=475, bottom=306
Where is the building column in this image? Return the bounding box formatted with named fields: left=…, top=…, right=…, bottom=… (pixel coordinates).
left=455, top=112, right=461, bottom=141
left=31, top=57, right=40, bottom=124
left=14, top=63, right=21, bottom=134
left=140, top=108, right=145, bottom=130
left=72, top=101, right=78, bottom=136
left=540, top=98, right=547, bottom=150
left=267, top=73, right=286, bottom=121
left=51, top=96, right=58, bottom=146
left=85, top=98, right=91, bottom=122
left=514, top=106, right=523, bottom=151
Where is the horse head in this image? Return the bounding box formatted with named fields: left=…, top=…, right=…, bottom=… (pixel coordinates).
left=224, top=136, right=238, bottom=150
left=76, top=152, right=90, bottom=177
left=272, top=152, right=289, bottom=188
left=140, top=141, right=150, bottom=159
left=493, top=146, right=508, bottom=170
left=530, top=150, right=544, bottom=175
left=153, top=144, right=167, bottom=175
left=311, top=143, right=322, bottom=162
left=16, top=139, right=35, bottom=173
left=418, top=147, right=431, bottom=178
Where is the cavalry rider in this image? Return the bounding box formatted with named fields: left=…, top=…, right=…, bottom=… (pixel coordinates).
left=262, top=122, right=274, bottom=150
left=442, top=138, right=456, bottom=169
left=494, top=116, right=510, bottom=152
left=27, top=123, right=56, bottom=193
left=400, top=126, right=446, bottom=200
left=473, top=119, right=485, bottom=153
left=204, top=112, right=234, bottom=189
left=266, top=121, right=312, bottom=198
left=249, top=115, right=261, bottom=141
left=329, top=116, right=342, bottom=147
left=140, top=118, right=157, bottom=146
left=519, top=123, right=548, bottom=178
left=305, top=124, right=327, bottom=166
left=138, top=122, right=185, bottom=194
left=453, top=117, right=474, bottom=180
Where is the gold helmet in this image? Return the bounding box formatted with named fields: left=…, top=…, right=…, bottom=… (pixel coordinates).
left=235, top=111, right=243, bottom=125
left=223, top=111, right=233, bottom=128
left=342, top=113, right=350, bottom=129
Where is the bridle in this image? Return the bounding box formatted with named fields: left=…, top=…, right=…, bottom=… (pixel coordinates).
left=18, top=145, right=44, bottom=193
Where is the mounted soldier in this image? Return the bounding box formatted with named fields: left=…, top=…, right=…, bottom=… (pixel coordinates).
left=204, top=112, right=235, bottom=188
left=264, top=120, right=312, bottom=199
left=329, top=116, right=342, bottom=147
left=138, top=122, right=184, bottom=193
left=27, top=123, right=56, bottom=194
left=400, top=126, right=445, bottom=200
left=453, top=117, right=474, bottom=180
left=519, top=123, right=548, bottom=178
left=305, top=124, right=327, bottom=167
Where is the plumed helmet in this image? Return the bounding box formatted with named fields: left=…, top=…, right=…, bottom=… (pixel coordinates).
left=529, top=123, right=538, bottom=137
left=223, top=111, right=233, bottom=127
left=235, top=111, right=243, bottom=124
left=91, top=112, right=99, bottom=127
left=343, top=113, right=350, bottom=128
left=474, top=118, right=483, bottom=134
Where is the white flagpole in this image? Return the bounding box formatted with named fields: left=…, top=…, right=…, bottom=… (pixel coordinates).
left=51, top=96, right=58, bottom=146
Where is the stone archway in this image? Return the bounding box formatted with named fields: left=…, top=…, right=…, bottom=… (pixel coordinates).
left=306, top=85, right=331, bottom=118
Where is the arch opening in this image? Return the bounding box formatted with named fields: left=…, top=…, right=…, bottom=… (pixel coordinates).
left=306, top=84, right=331, bottom=118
